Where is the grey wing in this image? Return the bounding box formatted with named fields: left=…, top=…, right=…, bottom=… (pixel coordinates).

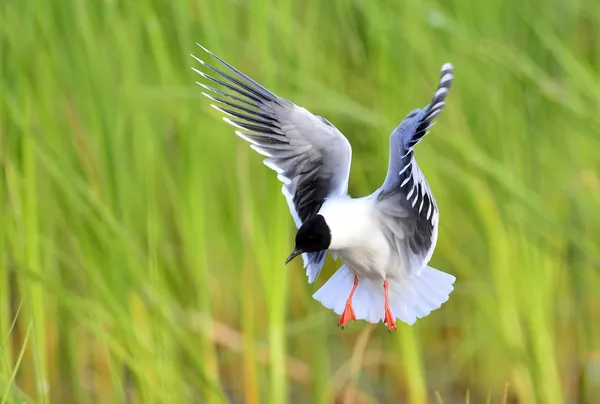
left=191, top=44, right=352, bottom=283
left=376, top=63, right=453, bottom=274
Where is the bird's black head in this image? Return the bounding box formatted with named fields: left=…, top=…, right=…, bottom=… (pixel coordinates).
left=285, top=214, right=332, bottom=264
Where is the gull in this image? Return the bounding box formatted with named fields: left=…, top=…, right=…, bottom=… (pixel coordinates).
left=191, top=44, right=456, bottom=330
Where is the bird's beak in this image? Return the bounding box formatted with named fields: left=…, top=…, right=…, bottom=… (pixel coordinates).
left=285, top=248, right=302, bottom=265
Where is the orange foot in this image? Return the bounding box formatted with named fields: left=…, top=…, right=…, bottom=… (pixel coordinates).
left=338, top=302, right=356, bottom=328
left=338, top=275, right=359, bottom=329
left=383, top=280, right=397, bottom=331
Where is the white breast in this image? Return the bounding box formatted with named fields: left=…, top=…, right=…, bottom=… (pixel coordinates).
left=319, top=197, right=394, bottom=279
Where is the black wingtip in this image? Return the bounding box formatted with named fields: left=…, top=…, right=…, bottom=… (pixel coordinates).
left=195, top=43, right=222, bottom=64
left=437, top=63, right=453, bottom=94
left=196, top=43, right=220, bottom=62
left=403, top=63, right=454, bottom=149
left=440, top=62, right=453, bottom=76
left=196, top=43, right=211, bottom=54
left=429, top=63, right=453, bottom=106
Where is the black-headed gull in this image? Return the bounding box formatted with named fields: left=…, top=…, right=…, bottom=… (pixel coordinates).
left=192, top=44, right=455, bottom=330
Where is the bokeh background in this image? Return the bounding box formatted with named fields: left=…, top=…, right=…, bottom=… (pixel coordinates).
left=2, top=0, right=600, bottom=403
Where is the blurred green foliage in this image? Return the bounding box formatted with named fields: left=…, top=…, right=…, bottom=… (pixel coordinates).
left=1, top=0, right=600, bottom=403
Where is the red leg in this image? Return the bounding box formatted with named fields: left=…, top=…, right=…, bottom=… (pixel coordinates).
left=338, top=275, right=359, bottom=328
left=383, top=280, right=397, bottom=331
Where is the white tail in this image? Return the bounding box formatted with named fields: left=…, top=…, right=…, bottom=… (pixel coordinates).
left=312, top=265, right=456, bottom=325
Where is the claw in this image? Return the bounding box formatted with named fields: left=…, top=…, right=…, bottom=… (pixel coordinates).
left=337, top=275, right=359, bottom=329
left=338, top=303, right=356, bottom=328
left=383, top=307, right=397, bottom=331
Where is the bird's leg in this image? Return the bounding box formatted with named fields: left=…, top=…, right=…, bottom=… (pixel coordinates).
left=383, top=280, right=397, bottom=331
left=338, top=275, right=359, bottom=328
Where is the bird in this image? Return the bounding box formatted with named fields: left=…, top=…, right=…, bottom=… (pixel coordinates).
left=191, top=44, right=456, bottom=330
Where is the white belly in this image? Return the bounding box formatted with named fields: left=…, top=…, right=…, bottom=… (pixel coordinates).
left=319, top=197, right=397, bottom=280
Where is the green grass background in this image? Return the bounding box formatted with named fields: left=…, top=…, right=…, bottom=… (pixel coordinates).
left=2, top=0, right=600, bottom=403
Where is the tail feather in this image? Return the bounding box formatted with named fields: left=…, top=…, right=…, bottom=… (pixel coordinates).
left=313, top=265, right=455, bottom=326
left=311, top=265, right=354, bottom=315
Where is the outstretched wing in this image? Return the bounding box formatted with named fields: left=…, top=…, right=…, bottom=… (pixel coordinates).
left=376, top=63, right=453, bottom=274
left=191, top=44, right=352, bottom=283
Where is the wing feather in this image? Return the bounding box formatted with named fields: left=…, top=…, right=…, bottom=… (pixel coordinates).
left=377, top=63, right=453, bottom=274
left=192, top=44, right=353, bottom=282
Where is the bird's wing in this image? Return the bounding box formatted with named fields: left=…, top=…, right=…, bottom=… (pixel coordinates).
left=191, top=44, right=352, bottom=283
left=375, top=63, right=453, bottom=275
